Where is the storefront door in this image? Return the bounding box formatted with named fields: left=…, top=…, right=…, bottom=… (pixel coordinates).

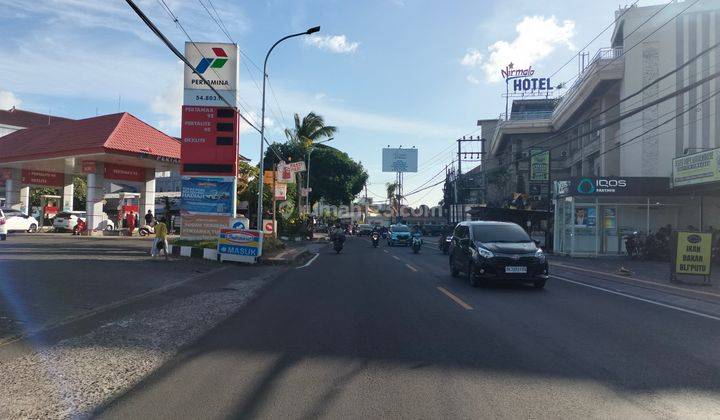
left=601, top=206, right=619, bottom=254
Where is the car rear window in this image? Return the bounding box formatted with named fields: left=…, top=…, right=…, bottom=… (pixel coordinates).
left=472, top=224, right=532, bottom=243
left=393, top=225, right=409, bottom=232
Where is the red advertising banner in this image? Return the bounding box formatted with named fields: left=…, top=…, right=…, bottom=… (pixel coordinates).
left=104, top=163, right=145, bottom=182
left=21, top=169, right=64, bottom=186
left=81, top=161, right=97, bottom=174
left=181, top=105, right=238, bottom=176
left=1, top=168, right=12, bottom=180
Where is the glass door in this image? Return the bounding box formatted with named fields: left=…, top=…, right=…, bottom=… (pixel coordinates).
left=601, top=206, right=619, bottom=254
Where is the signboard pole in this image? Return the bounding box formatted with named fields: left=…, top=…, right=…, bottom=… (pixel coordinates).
left=272, top=163, right=277, bottom=238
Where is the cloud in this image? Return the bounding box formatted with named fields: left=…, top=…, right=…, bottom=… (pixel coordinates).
left=466, top=75, right=480, bottom=85
left=305, top=35, right=359, bottom=54
left=460, top=49, right=483, bottom=67
left=463, top=16, right=575, bottom=83
left=151, top=74, right=183, bottom=134
left=0, top=90, right=22, bottom=110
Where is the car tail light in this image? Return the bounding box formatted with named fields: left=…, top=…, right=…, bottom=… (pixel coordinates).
left=0, top=218, right=5, bottom=225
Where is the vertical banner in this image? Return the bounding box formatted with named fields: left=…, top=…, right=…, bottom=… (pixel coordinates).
left=181, top=42, right=239, bottom=238
left=529, top=149, right=550, bottom=182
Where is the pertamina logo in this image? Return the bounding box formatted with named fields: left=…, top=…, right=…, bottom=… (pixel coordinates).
left=195, top=47, right=229, bottom=74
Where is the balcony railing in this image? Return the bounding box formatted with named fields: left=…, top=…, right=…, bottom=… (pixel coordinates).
left=498, top=110, right=553, bottom=123
left=555, top=46, right=624, bottom=111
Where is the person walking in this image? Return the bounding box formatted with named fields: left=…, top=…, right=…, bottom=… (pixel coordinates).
left=127, top=211, right=136, bottom=236
left=151, top=218, right=169, bottom=260
left=144, top=209, right=154, bottom=226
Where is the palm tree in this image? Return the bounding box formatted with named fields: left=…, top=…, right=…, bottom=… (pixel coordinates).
left=284, top=112, right=337, bottom=147
left=386, top=182, right=399, bottom=221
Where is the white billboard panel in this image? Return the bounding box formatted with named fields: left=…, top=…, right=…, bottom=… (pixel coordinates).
left=184, top=42, right=237, bottom=107
left=382, top=148, right=418, bottom=172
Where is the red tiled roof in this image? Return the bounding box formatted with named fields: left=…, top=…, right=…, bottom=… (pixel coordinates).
left=0, top=107, right=72, bottom=128
left=0, top=112, right=180, bottom=163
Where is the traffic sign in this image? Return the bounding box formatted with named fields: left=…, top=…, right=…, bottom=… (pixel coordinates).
left=263, top=219, right=276, bottom=235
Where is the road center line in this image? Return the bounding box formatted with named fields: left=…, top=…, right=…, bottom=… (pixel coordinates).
left=383, top=250, right=389, bottom=254
left=392, top=255, right=401, bottom=261
left=436, top=287, right=474, bottom=310
left=552, top=275, right=720, bottom=322
left=406, top=263, right=418, bottom=272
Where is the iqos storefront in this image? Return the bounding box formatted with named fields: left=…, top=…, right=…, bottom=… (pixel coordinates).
left=554, top=176, right=685, bottom=256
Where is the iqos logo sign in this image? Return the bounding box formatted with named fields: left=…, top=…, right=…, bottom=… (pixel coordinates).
left=577, top=178, right=628, bottom=194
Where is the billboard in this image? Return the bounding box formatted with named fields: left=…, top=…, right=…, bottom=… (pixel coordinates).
left=218, top=228, right=262, bottom=263
left=183, top=42, right=238, bottom=108
left=382, top=148, right=418, bottom=173
left=180, top=176, right=234, bottom=215
left=672, top=148, right=720, bottom=187
left=181, top=214, right=231, bottom=239
left=180, top=105, right=238, bottom=176
left=529, top=149, right=550, bottom=182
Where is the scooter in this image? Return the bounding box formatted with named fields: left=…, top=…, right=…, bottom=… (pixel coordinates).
left=440, top=234, right=452, bottom=254
left=139, top=224, right=155, bottom=237
left=411, top=235, right=423, bottom=254
left=371, top=232, right=380, bottom=248
left=333, top=237, right=344, bottom=253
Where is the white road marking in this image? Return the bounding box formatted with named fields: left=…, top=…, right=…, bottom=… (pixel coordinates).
left=406, top=263, right=418, bottom=272
left=392, top=255, right=401, bottom=261
left=552, top=275, right=720, bottom=322
left=296, top=253, right=320, bottom=269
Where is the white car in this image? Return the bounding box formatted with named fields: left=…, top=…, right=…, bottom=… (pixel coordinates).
left=0, top=209, right=6, bottom=240
left=53, top=211, right=114, bottom=232
left=1, top=209, right=39, bottom=232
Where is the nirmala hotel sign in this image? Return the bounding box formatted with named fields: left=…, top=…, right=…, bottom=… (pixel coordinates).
left=501, top=63, right=553, bottom=95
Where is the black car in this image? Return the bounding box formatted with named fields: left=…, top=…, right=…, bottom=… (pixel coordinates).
left=449, top=221, right=548, bottom=288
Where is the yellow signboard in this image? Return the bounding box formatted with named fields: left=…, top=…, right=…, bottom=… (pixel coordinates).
left=675, top=232, right=712, bottom=276
left=263, top=170, right=274, bottom=185
left=672, top=148, right=720, bottom=187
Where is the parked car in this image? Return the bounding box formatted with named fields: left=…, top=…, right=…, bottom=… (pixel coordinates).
left=0, top=209, right=39, bottom=232
left=0, top=209, right=6, bottom=240
left=53, top=211, right=114, bottom=232
left=53, top=211, right=86, bottom=232
left=449, top=221, right=548, bottom=289
left=387, top=224, right=412, bottom=246
left=357, top=224, right=374, bottom=236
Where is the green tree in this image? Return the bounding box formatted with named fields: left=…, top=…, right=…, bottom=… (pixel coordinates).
left=386, top=182, right=399, bottom=219
left=73, top=176, right=87, bottom=209
left=284, top=112, right=337, bottom=147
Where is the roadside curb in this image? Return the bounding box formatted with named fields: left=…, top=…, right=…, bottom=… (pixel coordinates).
left=167, top=244, right=316, bottom=266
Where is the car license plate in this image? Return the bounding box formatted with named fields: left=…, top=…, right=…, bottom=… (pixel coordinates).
left=505, top=266, right=527, bottom=274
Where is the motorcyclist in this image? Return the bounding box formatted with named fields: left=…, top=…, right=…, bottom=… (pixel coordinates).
left=330, top=224, right=346, bottom=244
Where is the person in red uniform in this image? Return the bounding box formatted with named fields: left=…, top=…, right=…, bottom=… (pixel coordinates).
left=127, top=211, right=136, bottom=236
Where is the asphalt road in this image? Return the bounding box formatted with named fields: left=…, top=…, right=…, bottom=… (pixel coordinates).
left=97, top=236, right=720, bottom=419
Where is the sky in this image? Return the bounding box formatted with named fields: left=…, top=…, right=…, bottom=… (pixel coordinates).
left=0, top=0, right=668, bottom=206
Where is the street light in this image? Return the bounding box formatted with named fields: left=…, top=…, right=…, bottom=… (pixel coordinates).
left=257, top=26, right=321, bottom=231
left=306, top=137, right=334, bottom=214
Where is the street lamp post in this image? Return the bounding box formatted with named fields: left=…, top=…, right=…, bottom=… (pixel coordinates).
left=305, top=137, right=333, bottom=214
left=257, top=26, right=320, bottom=231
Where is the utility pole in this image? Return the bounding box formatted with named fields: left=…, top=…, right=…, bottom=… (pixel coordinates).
left=456, top=136, right=483, bottom=222
left=364, top=183, right=368, bottom=223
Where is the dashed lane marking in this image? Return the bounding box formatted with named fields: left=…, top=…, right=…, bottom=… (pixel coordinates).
left=436, top=286, right=474, bottom=310
left=392, top=255, right=401, bottom=261
left=406, top=263, right=418, bottom=272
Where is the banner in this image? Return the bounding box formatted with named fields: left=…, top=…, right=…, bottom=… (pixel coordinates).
left=180, top=176, right=234, bottom=215
left=81, top=161, right=96, bottom=174
left=274, top=183, right=287, bottom=200
left=263, top=170, right=275, bottom=185
left=672, top=148, right=720, bottom=187
left=673, top=232, right=712, bottom=276
left=104, top=163, right=145, bottom=182
left=21, top=169, right=63, bottom=186
left=529, top=149, right=550, bottom=182
left=181, top=214, right=230, bottom=239
left=276, top=163, right=295, bottom=183
left=218, top=228, right=262, bottom=263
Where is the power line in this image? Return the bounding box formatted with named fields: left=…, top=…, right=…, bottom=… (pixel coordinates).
left=404, top=179, right=445, bottom=197
left=548, top=0, right=639, bottom=80
left=516, top=39, right=720, bottom=164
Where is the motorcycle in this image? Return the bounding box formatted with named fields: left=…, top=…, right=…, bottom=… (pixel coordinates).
left=439, top=234, right=452, bottom=254
left=333, top=237, right=344, bottom=253
left=411, top=234, right=423, bottom=254
left=139, top=224, right=155, bottom=237
left=624, top=231, right=642, bottom=259
left=371, top=232, right=380, bottom=248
